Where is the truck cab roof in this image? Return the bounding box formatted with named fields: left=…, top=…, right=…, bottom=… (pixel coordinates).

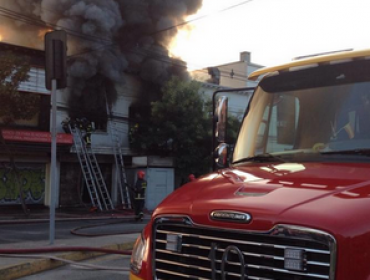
left=248, top=48, right=370, bottom=81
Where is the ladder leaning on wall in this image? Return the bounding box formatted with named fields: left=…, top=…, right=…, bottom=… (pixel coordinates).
left=69, top=123, right=114, bottom=211
left=110, top=122, right=132, bottom=209
left=105, top=100, right=132, bottom=209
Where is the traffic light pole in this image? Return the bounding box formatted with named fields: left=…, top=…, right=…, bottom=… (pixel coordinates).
left=45, top=30, right=67, bottom=245
left=49, top=79, right=57, bottom=245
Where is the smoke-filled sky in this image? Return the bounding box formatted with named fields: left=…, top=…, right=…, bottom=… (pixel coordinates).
left=171, top=0, right=370, bottom=69
left=0, top=0, right=202, bottom=85
left=3, top=0, right=370, bottom=80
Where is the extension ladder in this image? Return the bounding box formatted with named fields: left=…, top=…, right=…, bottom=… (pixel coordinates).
left=111, top=122, right=132, bottom=209
left=105, top=99, right=132, bottom=209
left=69, top=124, right=114, bottom=211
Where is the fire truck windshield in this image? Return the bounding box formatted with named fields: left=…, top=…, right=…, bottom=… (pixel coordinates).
left=233, top=60, right=370, bottom=164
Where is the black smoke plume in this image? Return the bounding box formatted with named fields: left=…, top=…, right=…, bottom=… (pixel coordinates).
left=0, top=0, right=202, bottom=111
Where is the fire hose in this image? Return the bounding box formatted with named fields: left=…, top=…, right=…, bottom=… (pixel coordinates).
left=0, top=219, right=145, bottom=272
left=0, top=247, right=131, bottom=255
left=0, top=253, right=130, bottom=271
left=0, top=247, right=133, bottom=272
left=70, top=218, right=143, bottom=236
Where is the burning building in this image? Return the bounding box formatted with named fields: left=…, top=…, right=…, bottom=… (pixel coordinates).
left=0, top=0, right=203, bottom=211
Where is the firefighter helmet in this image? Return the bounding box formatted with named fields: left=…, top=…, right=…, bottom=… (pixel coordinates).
left=188, top=174, right=196, bottom=181
left=137, top=170, right=145, bottom=179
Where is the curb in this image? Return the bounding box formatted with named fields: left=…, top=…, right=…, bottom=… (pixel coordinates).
left=0, top=215, right=136, bottom=225
left=0, top=241, right=135, bottom=280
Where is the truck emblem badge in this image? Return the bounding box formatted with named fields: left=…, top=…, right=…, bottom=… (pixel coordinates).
left=210, top=210, right=252, bottom=223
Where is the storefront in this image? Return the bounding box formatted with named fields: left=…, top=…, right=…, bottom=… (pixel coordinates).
left=0, top=129, right=72, bottom=206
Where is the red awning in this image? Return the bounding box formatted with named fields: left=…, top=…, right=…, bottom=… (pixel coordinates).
left=1, top=129, right=73, bottom=145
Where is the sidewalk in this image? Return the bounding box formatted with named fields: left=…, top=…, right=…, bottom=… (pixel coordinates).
left=0, top=206, right=143, bottom=280
left=0, top=205, right=137, bottom=222
left=0, top=233, right=138, bottom=280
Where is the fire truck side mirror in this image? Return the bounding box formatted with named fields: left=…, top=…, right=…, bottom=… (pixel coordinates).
left=214, top=96, right=228, bottom=143
left=214, top=143, right=229, bottom=169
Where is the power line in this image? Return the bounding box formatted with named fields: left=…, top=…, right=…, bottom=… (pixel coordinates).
left=68, top=41, right=250, bottom=81
left=1, top=0, right=254, bottom=56
left=123, top=47, right=250, bottom=81
left=0, top=3, right=252, bottom=83
left=145, top=0, right=254, bottom=36
left=68, top=39, right=251, bottom=82
left=68, top=0, right=254, bottom=58
left=0, top=6, right=113, bottom=44
left=122, top=43, right=251, bottom=79
left=37, top=0, right=254, bottom=81
left=69, top=44, right=252, bottom=84
left=0, top=2, right=253, bottom=80
left=83, top=43, right=250, bottom=81
left=66, top=45, right=250, bottom=86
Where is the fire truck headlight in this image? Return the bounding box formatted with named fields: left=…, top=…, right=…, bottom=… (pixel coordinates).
left=130, top=233, right=147, bottom=274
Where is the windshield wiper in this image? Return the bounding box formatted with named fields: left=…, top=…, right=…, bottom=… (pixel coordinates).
left=233, top=153, right=286, bottom=164
left=320, top=149, right=370, bottom=157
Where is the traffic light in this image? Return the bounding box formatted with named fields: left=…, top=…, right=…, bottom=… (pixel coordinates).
left=45, top=30, right=67, bottom=90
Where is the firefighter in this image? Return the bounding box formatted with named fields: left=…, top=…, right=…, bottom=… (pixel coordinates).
left=61, top=117, right=71, bottom=133
left=188, top=174, right=196, bottom=182
left=133, top=170, right=147, bottom=221
left=129, top=123, right=139, bottom=144
left=75, top=118, right=82, bottom=129
left=80, top=118, right=92, bottom=147
left=84, top=120, right=92, bottom=147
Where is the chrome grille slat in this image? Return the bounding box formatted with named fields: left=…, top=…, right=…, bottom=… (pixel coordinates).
left=157, top=259, right=244, bottom=278
left=157, top=268, right=275, bottom=280
left=156, top=268, right=210, bottom=280
left=156, top=249, right=210, bottom=261
left=307, top=261, right=330, bottom=267
left=246, top=264, right=329, bottom=279
left=156, top=229, right=330, bottom=254
left=156, top=250, right=329, bottom=279
left=154, top=219, right=336, bottom=280
left=184, top=243, right=285, bottom=261
left=157, top=247, right=330, bottom=268
left=157, top=259, right=212, bottom=272
left=157, top=246, right=285, bottom=261
left=182, top=243, right=218, bottom=250
left=156, top=260, right=329, bottom=280
left=247, top=277, right=274, bottom=280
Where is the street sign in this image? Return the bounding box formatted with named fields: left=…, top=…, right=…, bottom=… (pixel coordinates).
left=45, top=30, right=67, bottom=90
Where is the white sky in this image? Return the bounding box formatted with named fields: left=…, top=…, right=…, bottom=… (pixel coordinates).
left=170, top=0, right=370, bottom=70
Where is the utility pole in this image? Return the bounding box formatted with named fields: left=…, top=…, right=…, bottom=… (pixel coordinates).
left=45, top=30, right=67, bottom=244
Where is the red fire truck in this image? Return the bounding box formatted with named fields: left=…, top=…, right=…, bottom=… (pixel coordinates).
left=130, top=49, right=370, bottom=280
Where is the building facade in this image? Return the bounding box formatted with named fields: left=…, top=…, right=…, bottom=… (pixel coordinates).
left=0, top=42, right=62, bottom=207
left=192, top=51, right=264, bottom=120
left=0, top=42, right=174, bottom=212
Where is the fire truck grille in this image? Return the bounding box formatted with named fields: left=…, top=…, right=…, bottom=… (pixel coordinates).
left=153, top=218, right=336, bottom=280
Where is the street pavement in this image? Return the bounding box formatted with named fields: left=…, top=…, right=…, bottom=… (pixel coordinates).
left=18, top=254, right=132, bottom=280
left=0, top=206, right=146, bottom=280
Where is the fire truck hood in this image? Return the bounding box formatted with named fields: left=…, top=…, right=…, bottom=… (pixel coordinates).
left=154, top=162, right=370, bottom=234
